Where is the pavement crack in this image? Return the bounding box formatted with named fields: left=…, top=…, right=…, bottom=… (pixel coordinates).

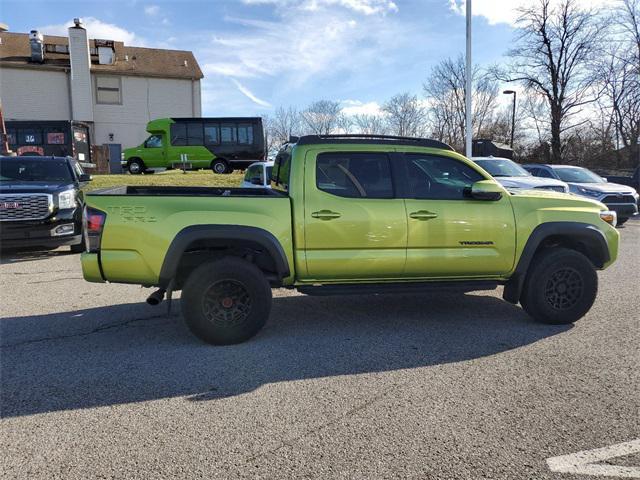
left=0, top=314, right=177, bottom=349
left=26, top=277, right=84, bottom=284
left=244, top=382, right=402, bottom=464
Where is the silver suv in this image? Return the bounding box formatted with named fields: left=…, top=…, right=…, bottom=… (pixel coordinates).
left=472, top=157, right=569, bottom=193
left=524, top=164, right=639, bottom=225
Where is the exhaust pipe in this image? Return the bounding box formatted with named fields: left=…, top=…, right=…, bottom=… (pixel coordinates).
left=146, top=289, right=165, bottom=306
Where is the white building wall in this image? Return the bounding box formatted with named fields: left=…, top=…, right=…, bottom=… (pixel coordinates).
left=92, top=75, right=200, bottom=148
left=0, top=68, right=71, bottom=121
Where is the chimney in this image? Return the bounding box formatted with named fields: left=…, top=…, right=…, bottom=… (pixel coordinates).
left=68, top=18, right=94, bottom=122
left=29, top=30, right=44, bottom=63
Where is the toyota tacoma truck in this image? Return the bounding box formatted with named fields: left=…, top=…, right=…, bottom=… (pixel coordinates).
left=81, top=135, right=619, bottom=345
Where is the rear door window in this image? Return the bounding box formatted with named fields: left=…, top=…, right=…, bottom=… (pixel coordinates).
left=316, top=152, right=394, bottom=199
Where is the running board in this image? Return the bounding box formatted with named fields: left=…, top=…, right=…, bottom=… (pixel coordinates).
left=296, top=281, right=499, bottom=296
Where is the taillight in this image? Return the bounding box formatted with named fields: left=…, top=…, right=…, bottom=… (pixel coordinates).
left=83, top=206, right=106, bottom=253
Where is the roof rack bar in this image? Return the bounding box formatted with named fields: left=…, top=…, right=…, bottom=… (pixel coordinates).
left=294, top=134, right=454, bottom=151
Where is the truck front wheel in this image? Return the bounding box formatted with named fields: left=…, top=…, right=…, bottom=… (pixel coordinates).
left=181, top=257, right=272, bottom=345
left=520, top=248, right=598, bottom=325
left=127, top=158, right=145, bottom=175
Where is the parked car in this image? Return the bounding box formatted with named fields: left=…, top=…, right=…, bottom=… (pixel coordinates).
left=601, top=166, right=640, bottom=192
left=241, top=161, right=274, bottom=188
left=81, top=135, right=619, bottom=345
left=524, top=164, right=639, bottom=225
left=123, top=117, right=266, bottom=175
left=0, top=155, right=91, bottom=251
left=472, top=157, right=569, bottom=193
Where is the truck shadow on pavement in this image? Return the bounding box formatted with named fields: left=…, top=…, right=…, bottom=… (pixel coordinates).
left=1, top=292, right=571, bottom=418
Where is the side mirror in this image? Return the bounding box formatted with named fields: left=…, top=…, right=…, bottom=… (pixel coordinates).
left=467, top=180, right=504, bottom=201
left=602, top=177, right=608, bottom=182
left=78, top=173, right=92, bottom=182
left=250, top=176, right=263, bottom=185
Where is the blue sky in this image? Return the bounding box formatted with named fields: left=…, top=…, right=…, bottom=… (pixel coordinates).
left=3, top=0, right=528, bottom=116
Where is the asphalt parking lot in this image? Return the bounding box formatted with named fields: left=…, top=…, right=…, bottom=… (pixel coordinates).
left=1, top=221, right=639, bottom=479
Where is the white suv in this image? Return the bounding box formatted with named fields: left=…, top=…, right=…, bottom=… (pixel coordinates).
left=472, top=157, right=569, bottom=193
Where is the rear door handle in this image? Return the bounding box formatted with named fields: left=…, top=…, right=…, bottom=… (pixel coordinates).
left=409, top=210, right=438, bottom=220
left=311, top=210, right=342, bottom=220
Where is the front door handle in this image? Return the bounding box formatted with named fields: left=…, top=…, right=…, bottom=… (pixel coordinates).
left=409, top=210, right=438, bottom=220
left=311, top=210, right=342, bottom=220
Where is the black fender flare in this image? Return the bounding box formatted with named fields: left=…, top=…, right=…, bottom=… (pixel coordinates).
left=503, top=222, right=610, bottom=304
left=158, top=225, right=290, bottom=288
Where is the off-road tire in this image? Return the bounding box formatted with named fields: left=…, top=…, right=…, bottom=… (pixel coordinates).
left=127, top=158, right=145, bottom=175
left=211, top=159, right=229, bottom=175
left=521, top=248, right=597, bottom=325
left=181, top=257, right=272, bottom=345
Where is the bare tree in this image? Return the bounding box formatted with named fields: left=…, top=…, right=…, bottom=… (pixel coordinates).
left=301, top=100, right=342, bottom=135
left=382, top=93, right=426, bottom=137
left=352, top=114, right=388, bottom=135
left=500, top=0, right=604, bottom=163
left=597, top=0, right=640, bottom=166
left=269, top=106, right=301, bottom=145
left=336, top=113, right=354, bottom=134
left=423, top=55, right=500, bottom=151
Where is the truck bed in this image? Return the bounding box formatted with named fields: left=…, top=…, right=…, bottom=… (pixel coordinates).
left=89, top=186, right=285, bottom=197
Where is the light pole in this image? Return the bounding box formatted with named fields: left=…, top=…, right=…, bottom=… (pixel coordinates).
left=503, top=89, right=516, bottom=149
left=465, top=0, right=472, bottom=157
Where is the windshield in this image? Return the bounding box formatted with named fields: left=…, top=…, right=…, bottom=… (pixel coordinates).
left=0, top=158, right=73, bottom=184
left=474, top=159, right=530, bottom=177
left=554, top=167, right=604, bottom=183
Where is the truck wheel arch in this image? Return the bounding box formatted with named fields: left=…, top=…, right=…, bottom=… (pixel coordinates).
left=503, top=222, right=610, bottom=304
left=158, top=225, right=291, bottom=289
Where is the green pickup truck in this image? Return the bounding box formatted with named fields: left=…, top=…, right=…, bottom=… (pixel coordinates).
left=82, top=135, right=619, bottom=345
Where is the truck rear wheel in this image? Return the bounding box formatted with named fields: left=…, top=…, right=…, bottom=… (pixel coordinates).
left=181, top=257, right=272, bottom=345
left=520, top=248, right=598, bottom=325
left=127, top=158, right=145, bottom=175
left=211, top=159, right=229, bottom=174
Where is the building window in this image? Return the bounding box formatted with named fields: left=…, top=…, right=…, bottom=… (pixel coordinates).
left=95, top=76, right=122, bottom=104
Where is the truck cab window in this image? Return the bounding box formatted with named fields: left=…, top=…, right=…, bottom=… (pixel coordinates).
left=145, top=135, right=163, bottom=148
left=406, top=154, right=484, bottom=200
left=316, top=153, right=393, bottom=199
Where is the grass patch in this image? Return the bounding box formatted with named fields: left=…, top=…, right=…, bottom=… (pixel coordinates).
left=84, top=170, right=245, bottom=192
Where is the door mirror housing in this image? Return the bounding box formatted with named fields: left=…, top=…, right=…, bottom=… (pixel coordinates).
left=467, top=180, right=504, bottom=201
left=78, top=173, right=92, bottom=182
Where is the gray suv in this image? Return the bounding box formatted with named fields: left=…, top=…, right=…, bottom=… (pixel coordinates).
left=524, top=164, right=639, bottom=225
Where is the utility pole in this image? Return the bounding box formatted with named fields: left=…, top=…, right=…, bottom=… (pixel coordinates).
left=465, top=0, right=472, bottom=157
left=503, top=90, right=517, bottom=148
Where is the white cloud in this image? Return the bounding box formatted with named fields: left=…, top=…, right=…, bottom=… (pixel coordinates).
left=448, top=0, right=617, bottom=26
left=230, top=78, right=272, bottom=107
left=199, top=8, right=401, bottom=88
left=340, top=100, right=384, bottom=116
left=37, top=17, right=143, bottom=45
left=144, top=5, right=160, bottom=16
left=242, top=0, right=397, bottom=15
